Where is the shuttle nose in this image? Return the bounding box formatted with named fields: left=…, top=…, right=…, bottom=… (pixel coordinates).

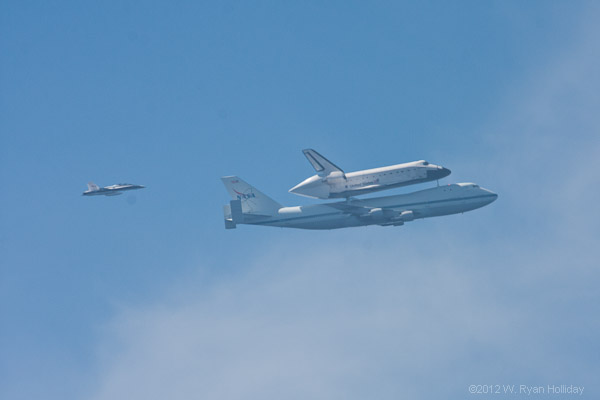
left=289, top=176, right=330, bottom=199
left=440, top=167, right=451, bottom=178
left=289, top=179, right=313, bottom=194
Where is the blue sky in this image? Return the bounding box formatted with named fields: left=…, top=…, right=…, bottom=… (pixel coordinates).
left=1, top=1, right=599, bottom=399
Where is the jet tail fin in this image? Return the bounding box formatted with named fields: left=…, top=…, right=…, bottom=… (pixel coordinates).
left=87, top=182, right=100, bottom=191
left=221, top=176, right=282, bottom=216
left=302, top=149, right=344, bottom=175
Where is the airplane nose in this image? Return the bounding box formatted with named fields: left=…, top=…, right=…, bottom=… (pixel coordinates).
left=482, top=189, right=498, bottom=204
left=289, top=177, right=330, bottom=199
left=427, top=167, right=451, bottom=180
left=289, top=181, right=313, bottom=196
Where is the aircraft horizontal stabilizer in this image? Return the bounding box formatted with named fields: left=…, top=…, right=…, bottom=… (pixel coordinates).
left=230, top=199, right=244, bottom=223
left=223, top=204, right=236, bottom=229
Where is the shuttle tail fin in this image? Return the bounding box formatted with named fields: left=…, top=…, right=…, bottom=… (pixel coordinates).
left=302, top=149, right=344, bottom=175
left=87, top=182, right=100, bottom=191
left=221, top=176, right=282, bottom=216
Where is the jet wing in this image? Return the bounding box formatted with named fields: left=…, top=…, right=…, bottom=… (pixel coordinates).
left=302, top=149, right=344, bottom=175
left=327, top=202, right=416, bottom=225
left=326, top=202, right=373, bottom=216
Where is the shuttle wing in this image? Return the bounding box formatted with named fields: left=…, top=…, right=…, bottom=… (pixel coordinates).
left=302, top=149, right=344, bottom=175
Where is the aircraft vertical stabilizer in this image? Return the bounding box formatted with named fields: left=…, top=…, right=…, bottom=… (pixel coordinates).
left=302, top=149, right=344, bottom=175
left=221, top=176, right=282, bottom=216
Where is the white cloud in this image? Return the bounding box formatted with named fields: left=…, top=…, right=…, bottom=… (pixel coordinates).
left=86, top=224, right=599, bottom=399
left=87, top=242, right=519, bottom=399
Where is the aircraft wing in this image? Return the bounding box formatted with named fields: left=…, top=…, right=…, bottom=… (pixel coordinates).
left=326, top=202, right=373, bottom=216
left=302, top=149, right=344, bottom=175
left=327, top=202, right=415, bottom=226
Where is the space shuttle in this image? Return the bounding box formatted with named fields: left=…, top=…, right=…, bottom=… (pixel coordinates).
left=289, top=149, right=451, bottom=199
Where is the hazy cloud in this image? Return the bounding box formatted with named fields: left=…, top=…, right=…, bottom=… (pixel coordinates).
left=87, top=224, right=598, bottom=399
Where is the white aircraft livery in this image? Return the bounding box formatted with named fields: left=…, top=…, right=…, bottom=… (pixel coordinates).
left=289, top=149, right=451, bottom=199
left=222, top=176, right=497, bottom=230
left=82, top=182, right=145, bottom=196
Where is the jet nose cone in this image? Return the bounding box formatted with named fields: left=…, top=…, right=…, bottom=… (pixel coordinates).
left=482, top=189, right=498, bottom=204
left=427, top=167, right=452, bottom=180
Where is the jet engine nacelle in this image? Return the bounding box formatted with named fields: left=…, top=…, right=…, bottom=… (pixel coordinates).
left=369, top=209, right=414, bottom=223
left=368, top=207, right=385, bottom=219
left=367, top=207, right=399, bottom=221
left=398, top=210, right=414, bottom=221
left=376, top=210, right=414, bottom=226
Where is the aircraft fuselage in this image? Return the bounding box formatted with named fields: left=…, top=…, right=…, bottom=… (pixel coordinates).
left=82, top=184, right=145, bottom=196
left=227, top=183, right=497, bottom=230
left=290, top=160, right=451, bottom=199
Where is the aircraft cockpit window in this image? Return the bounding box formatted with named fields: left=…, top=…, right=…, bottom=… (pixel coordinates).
left=422, top=161, right=429, bottom=165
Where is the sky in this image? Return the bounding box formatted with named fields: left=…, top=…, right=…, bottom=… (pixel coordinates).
left=1, top=1, right=599, bottom=399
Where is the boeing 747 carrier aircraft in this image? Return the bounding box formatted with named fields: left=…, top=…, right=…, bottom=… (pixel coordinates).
left=289, top=149, right=451, bottom=199
left=222, top=176, right=497, bottom=230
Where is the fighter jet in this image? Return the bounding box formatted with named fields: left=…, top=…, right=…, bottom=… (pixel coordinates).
left=222, top=176, right=497, bottom=230
left=289, top=149, right=451, bottom=199
left=82, top=182, right=145, bottom=196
